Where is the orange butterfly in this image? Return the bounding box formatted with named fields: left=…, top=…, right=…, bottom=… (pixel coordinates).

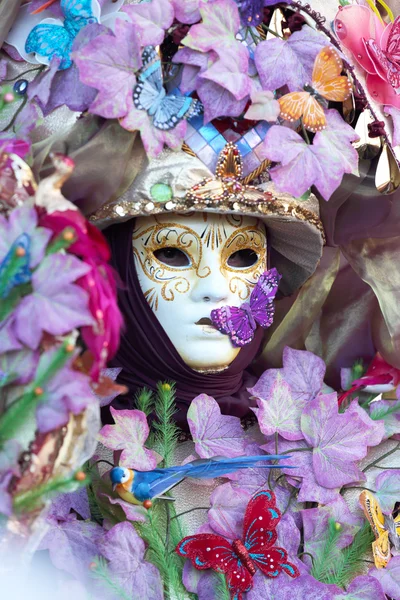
left=278, top=46, right=352, bottom=132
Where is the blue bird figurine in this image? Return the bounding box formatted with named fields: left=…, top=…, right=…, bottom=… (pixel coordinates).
left=110, top=455, right=292, bottom=508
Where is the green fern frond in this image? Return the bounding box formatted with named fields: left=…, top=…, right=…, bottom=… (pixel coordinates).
left=152, top=382, right=180, bottom=468
left=311, top=518, right=344, bottom=582
left=135, top=387, right=154, bottom=416
left=215, top=572, right=230, bottom=599
left=327, top=522, right=374, bottom=588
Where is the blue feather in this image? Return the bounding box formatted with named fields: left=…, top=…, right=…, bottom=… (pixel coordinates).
left=25, top=0, right=98, bottom=70
left=133, top=46, right=203, bottom=130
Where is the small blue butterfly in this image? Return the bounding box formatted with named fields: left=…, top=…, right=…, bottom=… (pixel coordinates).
left=133, top=46, right=203, bottom=130
left=25, top=0, right=98, bottom=70
left=0, top=233, right=31, bottom=299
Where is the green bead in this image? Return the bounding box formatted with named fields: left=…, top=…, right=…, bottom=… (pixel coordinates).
left=150, top=183, right=173, bottom=203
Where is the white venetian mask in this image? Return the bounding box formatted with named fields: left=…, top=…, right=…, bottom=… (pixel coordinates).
left=132, top=212, right=267, bottom=371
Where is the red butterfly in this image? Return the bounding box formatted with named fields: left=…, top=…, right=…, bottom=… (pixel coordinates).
left=175, top=490, right=299, bottom=600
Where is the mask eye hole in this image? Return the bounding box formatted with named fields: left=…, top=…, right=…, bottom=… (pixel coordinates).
left=154, top=247, right=191, bottom=267
left=227, top=249, right=259, bottom=269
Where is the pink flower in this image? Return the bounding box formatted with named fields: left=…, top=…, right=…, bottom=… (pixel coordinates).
left=335, top=5, right=400, bottom=108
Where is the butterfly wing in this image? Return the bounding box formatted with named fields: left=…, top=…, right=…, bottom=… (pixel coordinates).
left=134, top=47, right=164, bottom=112
left=386, top=16, right=400, bottom=62
left=243, top=490, right=300, bottom=579
left=0, top=233, right=31, bottom=299
left=154, top=95, right=203, bottom=130
left=367, top=39, right=400, bottom=89
left=176, top=533, right=237, bottom=572
left=278, top=91, right=311, bottom=123
left=312, top=46, right=352, bottom=102
left=360, top=490, right=390, bottom=568
left=186, top=178, right=226, bottom=203
left=25, top=24, right=74, bottom=69
left=62, top=0, right=97, bottom=35
left=210, top=306, right=255, bottom=347
left=249, top=268, right=280, bottom=328
left=279, top=91, right=326, bottom=132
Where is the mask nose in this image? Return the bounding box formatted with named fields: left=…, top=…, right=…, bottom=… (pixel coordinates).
left=190, top=263, right=230, bottom=305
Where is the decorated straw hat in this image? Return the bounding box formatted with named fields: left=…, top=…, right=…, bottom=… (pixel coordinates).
left=90, top=143, right=325, bottom=296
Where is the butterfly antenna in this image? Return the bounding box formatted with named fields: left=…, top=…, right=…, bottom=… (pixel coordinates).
left=31, top=0, right=58, bottom=15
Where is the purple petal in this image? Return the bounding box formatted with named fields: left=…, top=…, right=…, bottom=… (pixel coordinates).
left=187, top=394, right=248, bottom=458
left=171, top=0, right=201, bottom=24
left=28, top=58, right=61, bottom=106
left=282, top=347, right=326, bottom=402
left=197, top=78, right=248, bottom=122
left=182, top=0, right=241, bottom=56
left=102, top=493, right=148, bottom=522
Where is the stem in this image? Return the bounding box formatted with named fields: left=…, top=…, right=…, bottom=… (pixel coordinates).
left=297, top=551, right=315, bottom=567
left=341, top=486, right=376, bottom=494
left=300, top=117, right=311, bottom=145
left=274, top=432, right=279, bottom=455
left=362, top=443, right=400, bottom=473
left=3, top=66, right=45, bottom=82
left=247, top=27, right=262, bottom=46
left=261, top=24, right=284, bottom=38
left=281, top=447, right=313, bottom=454
left=1, top=96, right=28, bottom=132
left=281, top=487, right=297, bottom=517
left=170, top=506, right=210, bottom=521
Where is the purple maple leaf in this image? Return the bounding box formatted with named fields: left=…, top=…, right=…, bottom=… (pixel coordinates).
left=43, top=24, right=108, bottom=115
left=98, top=407, right=158, bottom=470
left=100, top=493, right=148, bottom=522
left=254, top=26, right=328, bottom=92
left=334, top=575, right=386, bottom=600
left=171, top=0, right=204, bottom=24
left=28, top=57, right=61, bottom=106
left=120, top=97, right=188, bottom=158
left=370, top=399, right=400, bottom=438
left=208, top=483, right=249, bottom=539
left=49, top=487, right=91, bottom=520
left=98, top=522, right=163, bottom=599
left=174, top=47, right=217, bottom=93
left=197, top=52, right=251, bottom=122
left=0, top=204, right=52, bottom=269
left=35, top=353, right=96, bottom=433
left=251, top=372, right=305, bottom=441
left=249, top=572, right=339, bottom=600
left=346, top=400, right=384, bottom=447
left=14, top=254, right=93, bottom=350
left=262, top=437, right=341, bottom=504
left=72, top=19, right=142, bottom=119
left=39, top=514, right=103, bottom=584
left=249, top=347, right=326, bottom=441
left=182, top=0, right=242, bottom=57
left=123, top=0, right=174, bottom=46
left=261, top=110, right=360, bottom=200
left=187, top=394, right=248, bottom=458
left=301, top=393, right=371, bottom=488
left=369, top=556, right=400, bottom=599
left=373, top=470, right=400, bottom=515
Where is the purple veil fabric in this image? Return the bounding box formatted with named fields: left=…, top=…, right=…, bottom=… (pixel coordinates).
left=101, top=219, right=263, bottom=427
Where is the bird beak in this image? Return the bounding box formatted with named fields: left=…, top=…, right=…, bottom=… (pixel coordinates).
left=112, top=483, right=117, bottom=492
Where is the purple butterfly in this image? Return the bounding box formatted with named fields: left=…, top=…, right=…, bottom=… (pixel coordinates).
left=210, top=268, right=281, bottom=347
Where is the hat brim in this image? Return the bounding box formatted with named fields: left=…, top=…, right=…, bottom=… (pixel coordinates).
left=90, top=194, right=324, bottom=297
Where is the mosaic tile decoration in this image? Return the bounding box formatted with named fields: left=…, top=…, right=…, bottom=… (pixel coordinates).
left=185, top=114, right=272, bottom=177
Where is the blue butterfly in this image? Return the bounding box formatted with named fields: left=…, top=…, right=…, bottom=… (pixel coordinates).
left=25, top=0, right=98, bottom=71
left=0, top=234, right=31, bottom=299
left=133, top=46, right=203, bottom=130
